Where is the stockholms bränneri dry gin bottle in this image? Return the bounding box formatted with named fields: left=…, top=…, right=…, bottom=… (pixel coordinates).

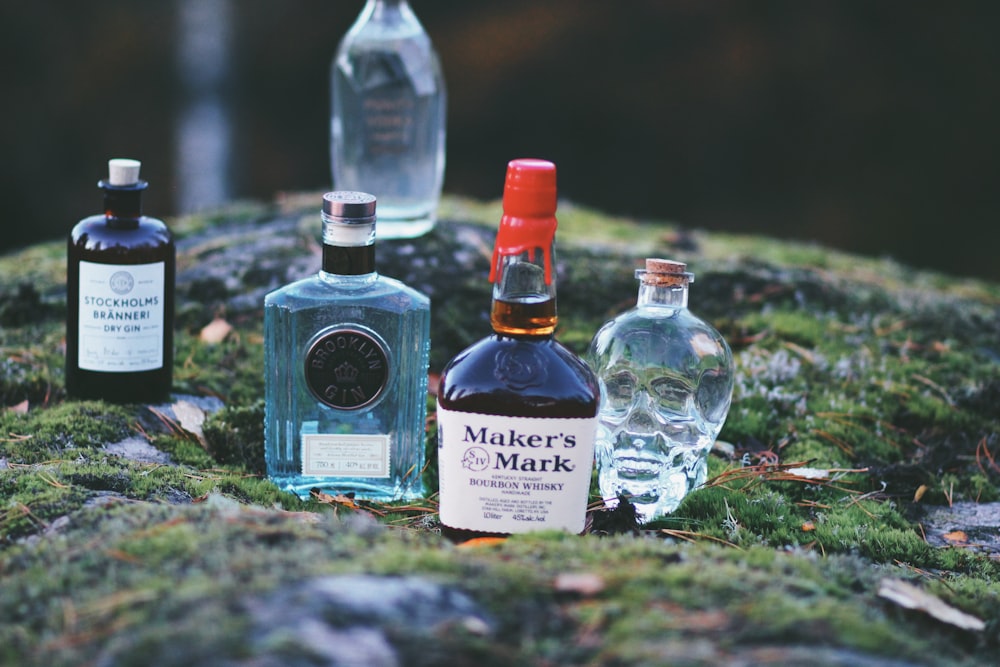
left=66, top=158, right=175, bottom=403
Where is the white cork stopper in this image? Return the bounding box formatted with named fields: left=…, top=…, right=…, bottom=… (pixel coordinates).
left=107, top=159, right=142, bottom=186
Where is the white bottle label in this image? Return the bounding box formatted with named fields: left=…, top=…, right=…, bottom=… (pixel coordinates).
left=77, top=261, right=165, bottom=372
left=301, top=433, right=391, bottom=478
left=437, top=406, right=598, bottom=534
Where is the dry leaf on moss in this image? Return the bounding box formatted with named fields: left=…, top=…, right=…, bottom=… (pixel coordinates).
left=200, top=317, right=233, bottom=343
left=943, top=530, right=969, bottom=545
left=878, top=578, right=984, bottom=631
left=553, top=572, right=605, bottom=596
left=456, top=537, right=507, bottom=549
left=172, top=400, right=209, bottom=447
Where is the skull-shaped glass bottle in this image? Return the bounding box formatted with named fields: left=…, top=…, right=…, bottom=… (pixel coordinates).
left=588, top=259, right=734, bottom=522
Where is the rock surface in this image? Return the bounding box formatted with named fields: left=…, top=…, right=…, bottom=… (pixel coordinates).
left=1, top=193, right=998, bottom=666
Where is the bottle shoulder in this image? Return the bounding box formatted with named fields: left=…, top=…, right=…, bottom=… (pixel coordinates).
left=70, top=215, right=174, bottom=247
left=378, top=273, right=431, bottom=306
left=265, top=272, right=429, bottom=311
left=594, top=305, right=724, bottom=343
left=439, top=335, right=598, bottom=418
left=590, top=305, right=733, bottom=372
left=70, top=215, right=174, bottom=242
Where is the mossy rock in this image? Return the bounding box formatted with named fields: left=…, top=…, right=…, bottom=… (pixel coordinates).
left=1, top=193, right=998, bottom=665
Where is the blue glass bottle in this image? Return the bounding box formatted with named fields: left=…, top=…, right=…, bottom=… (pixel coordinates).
left=264, top=191, right=431, bottom=501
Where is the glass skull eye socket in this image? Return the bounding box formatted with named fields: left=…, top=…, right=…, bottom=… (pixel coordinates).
left=648, top=373, right=695, bottom=414
left=604, top=368, right=638, bottom=412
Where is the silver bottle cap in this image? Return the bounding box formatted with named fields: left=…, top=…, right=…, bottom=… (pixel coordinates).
left=322, top=191, right=376, bottom=246
left=322, top=191, right=376, bottom=221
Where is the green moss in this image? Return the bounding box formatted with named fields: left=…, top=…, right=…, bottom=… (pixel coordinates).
left=148, top=433, right=216, bottom=470
left=810, top=502, right=929, bottom=562
left=719, top=394, right=785, bottom=446
left=0, top=335, right=64, bottom=406
left=172, top=326, right=265, bottom=404
left=0, top=470, right=89, bottom=544
left=170, top=200, right=274, bottom=239
left=543, top=541, right=937, bottom=664
left=201, top=401, right=266, bottom=474
left=964, top=472, right=1000, bottom=503
left=0, top=402, right=134, bottom=464
left=0, top=239, right=65, bottom=291
left=742, top=310, right=832, bottom=347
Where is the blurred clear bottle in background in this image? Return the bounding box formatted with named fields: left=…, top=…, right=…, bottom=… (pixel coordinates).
left=331, top=0, right=446, bottom=239
left=589, top=259, right=734, bottom=523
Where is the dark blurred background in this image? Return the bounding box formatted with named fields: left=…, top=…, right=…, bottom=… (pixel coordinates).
left=2, top=1, right=999, bottom=281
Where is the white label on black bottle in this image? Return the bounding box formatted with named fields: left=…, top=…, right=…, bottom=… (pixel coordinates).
left=437, top=406, right=598, bottom=534
left=77, top=261, right=165, bottom=372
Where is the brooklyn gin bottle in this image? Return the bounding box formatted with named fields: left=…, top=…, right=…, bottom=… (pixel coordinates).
left=589, top=259, right=734, bottom=522
left=66, top=158, right=175, bottom=403
left=264, top=191, right=431, bottom=501
left=437, top=159, right=599, bottom=539
left=331, top=0, right=446, bottom=239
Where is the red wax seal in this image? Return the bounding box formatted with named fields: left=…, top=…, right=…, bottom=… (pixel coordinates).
left=490, top=159, right=558, bottom=285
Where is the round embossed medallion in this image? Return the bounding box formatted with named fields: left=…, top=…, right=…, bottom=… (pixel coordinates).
left=493, top=343, right=548, bottom=391
left=304, top=328, right=389, bottom=409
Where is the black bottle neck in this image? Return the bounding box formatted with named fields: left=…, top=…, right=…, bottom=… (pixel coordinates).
left=101, top=180, right=147, bottom=228
left=322, top=244, right=376, bottom=275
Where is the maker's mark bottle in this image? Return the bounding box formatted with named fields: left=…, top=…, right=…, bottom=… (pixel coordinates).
left=66, top=158, right=175, bottom=403
left=436, top=158, right=599, bottom=540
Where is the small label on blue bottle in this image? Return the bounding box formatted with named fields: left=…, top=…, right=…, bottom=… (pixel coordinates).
left=301, top=433, right=391, bottom=478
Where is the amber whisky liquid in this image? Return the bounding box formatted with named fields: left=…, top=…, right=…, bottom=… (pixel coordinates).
left=490, top=296, right=557, bottom=336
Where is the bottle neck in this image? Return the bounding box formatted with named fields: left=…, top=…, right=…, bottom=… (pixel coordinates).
left=101, top=181, right=146, bottom=229
left=637, top=281, right=689, bottom=309
left=490, top=159, right=560, bottom=338
left=321, top=214, right=376, bottom=277
left=322, top=244, right=376, bottom=276
left=366, top=0, right=409, bottom=22
left=490, top=245, right=557, bottom=337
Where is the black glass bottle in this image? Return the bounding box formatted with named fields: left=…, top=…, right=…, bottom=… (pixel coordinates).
left=66, top=159, right=175, bottom=403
